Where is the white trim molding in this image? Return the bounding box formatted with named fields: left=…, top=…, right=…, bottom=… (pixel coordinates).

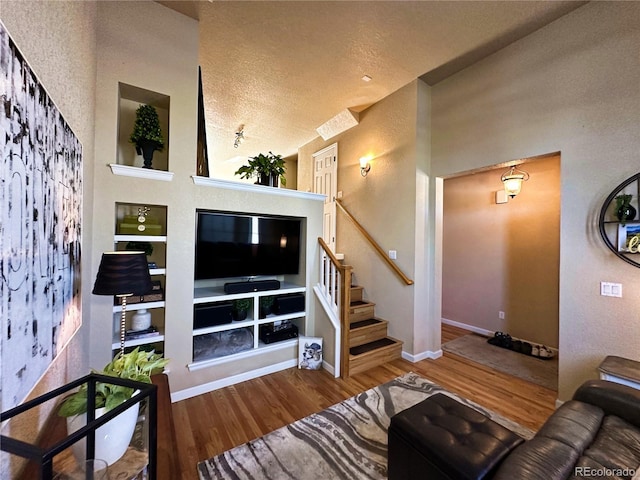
left=109, top=163, right=174, bottom=181
left=191, top=176, right=326, bottom=201
left=402, top=349, right=442, bottom=362
left=172, top=359, right=297, bottom=402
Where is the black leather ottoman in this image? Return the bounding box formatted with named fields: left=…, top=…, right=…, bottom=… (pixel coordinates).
left=388, top=393, right=524, bottom=480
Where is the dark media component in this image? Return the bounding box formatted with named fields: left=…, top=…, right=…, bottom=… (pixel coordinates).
left=259, top=322, right=298, bottom=344
left=223, top=279, right=281, bottom=294
left=275, top=294, right=305, bottom=314
left=195, top=211, right=302, bottom=280
left=193, top=302, right=233, bottom=329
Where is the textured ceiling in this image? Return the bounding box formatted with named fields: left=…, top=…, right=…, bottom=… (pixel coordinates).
left=157, top=1, right=585, bottom=179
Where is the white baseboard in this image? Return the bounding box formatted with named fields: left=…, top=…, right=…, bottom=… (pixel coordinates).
left=171, top=359, right=297, bottom=402
left=402, top=349, right=442, bottom=362
left=441, top=318, right=492, bottom=337
left=322, top=360, right=335, bottom=376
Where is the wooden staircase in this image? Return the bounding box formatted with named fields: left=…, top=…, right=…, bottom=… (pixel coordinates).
left=346, top=285, right=403, bottom=375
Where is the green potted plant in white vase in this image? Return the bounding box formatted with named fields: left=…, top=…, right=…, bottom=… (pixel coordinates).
left=129, top=104, right=165, bottom=169
left=58, top=348, right=169, bottom=466
left=234, top=151, right=287, bottom=187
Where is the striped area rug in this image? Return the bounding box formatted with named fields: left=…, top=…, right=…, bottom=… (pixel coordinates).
left=197, top=372, right=533, bottom=480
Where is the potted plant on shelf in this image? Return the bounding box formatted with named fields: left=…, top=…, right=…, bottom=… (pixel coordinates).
left=129, top=104, right=165, bottom=169
left=59, top=348, right=169, bottom=466
left=234, top=151, right=287, bottom=187
left=232, top=298, right=252, bottom=321
left=259, top=296, right=275, bottom=318
left=615, top=194, right=637, bottom=223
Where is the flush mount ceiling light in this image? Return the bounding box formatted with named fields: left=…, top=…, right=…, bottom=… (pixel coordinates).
left=501, top=165, right=530, bottom=198
left=361, top=74, right=372, bottom=82
left=316, top=109, right=359, bottom=141
left=234, top=127, right=245, bottom=148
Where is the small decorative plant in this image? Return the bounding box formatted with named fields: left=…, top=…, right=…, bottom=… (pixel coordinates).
left=259, top=296, right=275, bottom=318
left=615, top=194, right=636, bottom=223
left=125, top=241, right=153, bottom=257
left=235, top=151, right=287, bottom=187
left=129, top=104, right=165, bottom=169
left=615, top=194, right=632, bottom=210
left=232, top=298, right=252, bottom=321
left=58, top=348, right=169, bottom=417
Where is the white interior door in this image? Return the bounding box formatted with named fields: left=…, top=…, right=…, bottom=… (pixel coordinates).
left=313, top=143, right=338, bottom=252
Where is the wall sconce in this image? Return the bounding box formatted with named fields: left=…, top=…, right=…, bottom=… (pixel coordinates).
left=359, top=156, right=372, bottom=177
left=234, top=128, right=245, bottom=148
left=501, top=165, right=529, bottom=198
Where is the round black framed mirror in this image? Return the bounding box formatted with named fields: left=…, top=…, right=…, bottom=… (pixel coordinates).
left=598, top=172, right=640, bottom=268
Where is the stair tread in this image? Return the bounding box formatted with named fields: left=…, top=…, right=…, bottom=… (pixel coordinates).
left=350, top=300, right=375, bottom=307
left=350, top=318, right=387, bottom=329
left=349, top=337, right=402, bottom=356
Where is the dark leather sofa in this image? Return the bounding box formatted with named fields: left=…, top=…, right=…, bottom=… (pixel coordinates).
left=388, top=380, right=640, bottom=480
left=494, top=379, right=640, bottom=479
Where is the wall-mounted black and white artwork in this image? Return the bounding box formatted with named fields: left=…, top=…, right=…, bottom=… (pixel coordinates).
left=0, top=23, right=82, bottom=411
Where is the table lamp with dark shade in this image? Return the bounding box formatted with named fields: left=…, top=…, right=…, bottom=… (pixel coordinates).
left=93, top=251, right=153, bottom=355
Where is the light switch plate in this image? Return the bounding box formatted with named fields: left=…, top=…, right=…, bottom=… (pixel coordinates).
left=601, top=282, right=622, bottom=297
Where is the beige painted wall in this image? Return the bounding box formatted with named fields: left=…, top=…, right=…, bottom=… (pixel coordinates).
left=1, top=2, right=97, bottom=478
left=299, top=80, right=438, bottom=357
left=443, top=156, right=560, bottom=348
left=431, top=2, right=640, bottom=400
left=92, top=2, right=323, bottom=396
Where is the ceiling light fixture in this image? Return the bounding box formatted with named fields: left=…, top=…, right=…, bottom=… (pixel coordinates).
left=501, top=165, right=530, bottom=198
left=361, top=75, right=372, bottom=82
left=234, top=127, right=245, bottom=148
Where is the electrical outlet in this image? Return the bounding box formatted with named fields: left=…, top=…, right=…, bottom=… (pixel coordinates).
left=389, top=250, right=397, bottom=260
left=498, top=311, right=505, bottom=320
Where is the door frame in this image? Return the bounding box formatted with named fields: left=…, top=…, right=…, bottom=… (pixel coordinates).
left=312, top=143, right=338, bottom=252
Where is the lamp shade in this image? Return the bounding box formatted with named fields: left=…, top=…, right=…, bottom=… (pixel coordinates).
left=500, top=166, right=530, bottom=198
left=92, top=251, right=153, bottom=296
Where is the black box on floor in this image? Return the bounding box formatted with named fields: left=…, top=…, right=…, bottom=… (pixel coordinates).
left=259, top=322, right=299, bottom=344
left=194, top=302, right=233, bottom=329
left=275, top=294, right=305, bottom=315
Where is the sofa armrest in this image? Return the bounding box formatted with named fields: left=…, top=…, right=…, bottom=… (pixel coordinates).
left=573, top=379, right=640, bottom=427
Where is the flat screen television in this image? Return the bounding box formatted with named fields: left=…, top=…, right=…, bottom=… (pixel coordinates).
left=195, top=210, right=301, bottom=280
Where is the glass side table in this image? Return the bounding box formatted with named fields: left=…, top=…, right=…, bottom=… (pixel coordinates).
left=598, top=355, right=640, bottom=390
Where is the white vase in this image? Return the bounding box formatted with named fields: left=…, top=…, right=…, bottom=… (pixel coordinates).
left=66, top=395, right=140, bottom=466
left=131, top=309, right=151, bottom=331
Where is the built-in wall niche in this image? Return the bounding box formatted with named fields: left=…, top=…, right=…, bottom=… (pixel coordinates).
left=112, top=202, right=168, bottom=356
left=115, top=202, right=168, bottom=237
left=117, top=82, right=170, bottom=171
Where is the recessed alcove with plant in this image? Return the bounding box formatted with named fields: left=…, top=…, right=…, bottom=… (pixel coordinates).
left=112, top=83, right=172, bottom=180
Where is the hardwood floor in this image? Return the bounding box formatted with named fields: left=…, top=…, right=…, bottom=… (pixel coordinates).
left=171, top=324, right=556, bottom=480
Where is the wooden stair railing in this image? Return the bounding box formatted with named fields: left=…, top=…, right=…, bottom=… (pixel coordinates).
left=336, top=199, right=414, bottom=286
left=318, top=237, right=353, bottom=378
